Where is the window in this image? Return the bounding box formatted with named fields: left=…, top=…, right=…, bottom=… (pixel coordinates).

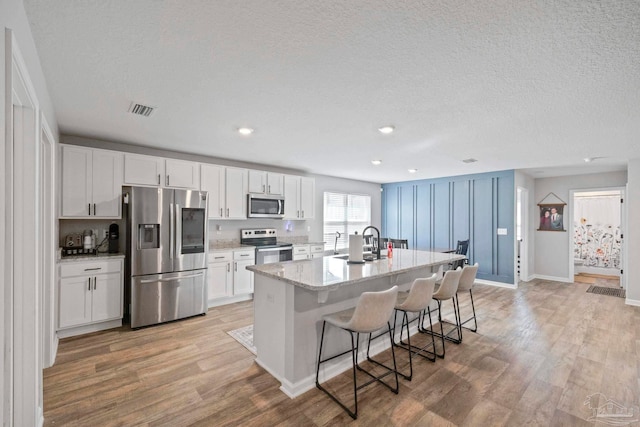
left=323, top=192, right=371, bottom=251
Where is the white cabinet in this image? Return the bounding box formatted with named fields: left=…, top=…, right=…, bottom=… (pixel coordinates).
left=60, top=145, right=123, bottom=218
left=201, top=165, right=247, bottom=219
left=165, top=159, right=200, bottom=189
left=283, top=175, right=315, bottom=220
left=233, top=249, right=255, bottom=294
left=123, top=153, right=164, bottom=186
left=201, top=164, right=225, bottom=219
left=225, top=168, right=248, bottom=219
left=293, top=245, right=310, bottom=261
left=58, top=258, right=123, bottom=336
left=207, top=249, right=254, bottom=306
left=124, top=154, right=200, bottom=189
left=207, top=252, right=233, bottom=302
left=310, top=244, right=325, bottom=259
left=249, top=170, right=284, bottom=195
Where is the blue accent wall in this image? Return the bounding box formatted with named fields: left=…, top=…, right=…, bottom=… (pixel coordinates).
left=382, top=170, right=515, bottom=284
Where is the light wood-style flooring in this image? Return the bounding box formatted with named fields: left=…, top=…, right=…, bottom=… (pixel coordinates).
left=44, top=279, right=640, bottom=426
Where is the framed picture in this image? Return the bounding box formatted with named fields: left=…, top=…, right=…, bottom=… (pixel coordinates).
left=538, top=203, right=565, bottom=231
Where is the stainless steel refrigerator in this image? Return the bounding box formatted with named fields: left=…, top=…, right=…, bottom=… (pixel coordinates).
left=123, top=186, right=208, bottom=328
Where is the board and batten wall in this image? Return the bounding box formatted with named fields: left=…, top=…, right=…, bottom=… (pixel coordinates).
left=382, top=170, right=515, bottom=285
left=533, top=171, right=627, bottom=282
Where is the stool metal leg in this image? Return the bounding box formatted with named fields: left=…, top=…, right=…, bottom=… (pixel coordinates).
left=458, top=290, right=478, bottom=333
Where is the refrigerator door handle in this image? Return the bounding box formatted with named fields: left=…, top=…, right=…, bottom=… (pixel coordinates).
left=139, top=271, right=204, bottom=283
left=175, top=203, right=182, bottom=257
left=169, top=202, right=175, bottom=259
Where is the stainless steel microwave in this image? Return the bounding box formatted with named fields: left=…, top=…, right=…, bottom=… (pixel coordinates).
left=247, top=194, right=285, bottom=218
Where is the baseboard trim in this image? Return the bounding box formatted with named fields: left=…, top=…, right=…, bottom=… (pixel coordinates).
left=57, top=319, right=122, bottom=339
left=475, top=279, right=517, bottom=289
left=529, top=274, right=573, bottom=283
left=625, top=298, right=640, bottom=307
left=208, top=294, right=252, bottom=309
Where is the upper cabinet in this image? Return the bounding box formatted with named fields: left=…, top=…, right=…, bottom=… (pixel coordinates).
left=60, top=145, right=123, bottom=218
left=283, top=175, right=315, bottom=220
left=248, top=170, right=284, bottom=195
left=123, top=154, right=200, bottom=190
left=201, top=165, right=247, bottom=219
left=123, top=153, right=164, bottom=186
left=165, top=159, right=200, bottom=189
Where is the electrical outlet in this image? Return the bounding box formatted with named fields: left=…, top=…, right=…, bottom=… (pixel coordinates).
left=103, top=229, right=109, bottom=238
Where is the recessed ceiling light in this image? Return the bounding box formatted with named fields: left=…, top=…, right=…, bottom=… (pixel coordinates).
left=371, top=160, right=382, bottom=165
left=378, top=125, right=395, bottom=134
left=238, top=127, right=254, bottom=136
left=462, top=158, right=478, bottom=163
left=584, top=157, right=593, bottom=163
left=408, top=168, right=418, bottom=173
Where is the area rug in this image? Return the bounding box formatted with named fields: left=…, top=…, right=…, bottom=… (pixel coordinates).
left=227, top=325, right=256, bottom=355
left=586, top=285, right=626, bottom=298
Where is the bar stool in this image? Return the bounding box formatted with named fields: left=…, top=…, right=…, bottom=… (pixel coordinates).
left=392, top=274, right=438, bottom=380
left=455, top=263, right=479, bottom=334
left=421, top=267, right=462, bottom=357
left=315, top=286, right=399, bottom=420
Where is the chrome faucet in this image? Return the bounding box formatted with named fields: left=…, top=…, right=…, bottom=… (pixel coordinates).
left=333, top=231, right=341, bottom=255
left=362, top=226, right=381, bottom=259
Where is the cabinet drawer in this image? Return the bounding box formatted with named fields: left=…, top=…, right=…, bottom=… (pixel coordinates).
left=233, top=250, right=255, bottom=261
left=60, top=259, right=122, bottom=278
left=208, top=252, right=232, bottom=263
left=293, top=246, right=310, bottom=255
left=310, top=245, right=324, bottom=253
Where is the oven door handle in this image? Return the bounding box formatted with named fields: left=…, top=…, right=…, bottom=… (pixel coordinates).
left=256, top=246, right=293, bottom=253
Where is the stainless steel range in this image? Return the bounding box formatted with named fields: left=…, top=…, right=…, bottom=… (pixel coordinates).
left=241, top=228, right=293, bottom=264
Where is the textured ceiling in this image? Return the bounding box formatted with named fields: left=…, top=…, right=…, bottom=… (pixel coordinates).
left=24, top=0, right=640, bottom=183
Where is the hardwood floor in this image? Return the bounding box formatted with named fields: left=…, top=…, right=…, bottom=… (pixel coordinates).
left=44, top=279, right=640, bottom=426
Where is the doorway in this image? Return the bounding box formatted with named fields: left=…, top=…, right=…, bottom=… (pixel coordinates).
left=570, top=188, right=624, bottom=289
left=516, top=187, right=529, bottom=283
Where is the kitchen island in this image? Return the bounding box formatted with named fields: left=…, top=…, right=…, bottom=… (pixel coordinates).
left=247, top=249, right=465, bottom=398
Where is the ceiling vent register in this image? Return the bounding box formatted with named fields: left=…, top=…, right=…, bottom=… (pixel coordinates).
left=128, top=103, right=155, bottom=117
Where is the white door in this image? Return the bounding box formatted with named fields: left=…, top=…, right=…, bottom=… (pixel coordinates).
left=248, top=169, right=266, bottom=194
left=201, top=164, right=225, bottom=219
left=207, top=262, right=232, bottom=301
left=92, top=150, right=122, bottom=217
left=58, top=277, right=92, bottom=329
left=165, top=159, right=199, bottom=189
left=226, top=168, right=247, bottom=219
left=234, top=259, right=254, bottom=294
left=283, top=175, right=300, bottom=219
left=300, top=177, right=315, bottom=219
left=267, top=173, right=284, bottom=195
left=124, top=153, right=164, bottom=186
left=92, top=272, right=123, bottom=322
left=60, top=145, right=92, bottom=217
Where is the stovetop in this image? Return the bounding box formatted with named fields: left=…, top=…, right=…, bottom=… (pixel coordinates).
left=240, top=228, right=292, bottom=248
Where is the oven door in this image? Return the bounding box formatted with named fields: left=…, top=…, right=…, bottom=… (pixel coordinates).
left=256, top=246, right=293, bottom=265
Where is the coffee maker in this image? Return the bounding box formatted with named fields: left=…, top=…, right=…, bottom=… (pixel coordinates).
left=108, top=223, right=119, bottom=253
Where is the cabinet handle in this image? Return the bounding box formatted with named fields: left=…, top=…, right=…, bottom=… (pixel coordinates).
left=226, top=208, right=229, bottom=217
left=240, top=254, right=249, bottom=257
left=93, top=203, right=96, bottom=215
left=262, top=184, right=265, bottom=193
left=301, top=210, right=305, bottom=218
left=234, top=262, right=237, bottom=272
left=297, top=210, right=300, bottom=218
left=166, top=175, right=170, bottom=186
left=214, top=256, right=225, bottom=259
left=268, top=185, right=271, bottom=193
left=87, top=278, right=91, bottom=291
left=84, top=267, right=102, bottom=271
left=220, top=208, right=223, bottom=217
left=158, top=174, right=161, bottom=185
left=227, top=263, right=230, bottom=272
left=88, top=204, right=91, bottom=215
left=94, top=277, right=96, bottom=290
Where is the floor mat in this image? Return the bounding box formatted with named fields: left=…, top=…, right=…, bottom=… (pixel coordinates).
left=586, top=285, right=625, bottom=298
left=227, top=325, right=256, bottom=355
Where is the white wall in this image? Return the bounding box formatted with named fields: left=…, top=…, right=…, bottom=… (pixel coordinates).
left=626, top=159, right=640, bottom=304
left=1, top=0, right=59, bottom=424
left=534, top=171, right=627, bottom=281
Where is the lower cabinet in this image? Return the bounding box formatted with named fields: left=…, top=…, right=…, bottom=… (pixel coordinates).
left=310, top=244, right=325, bottom=259
left=293, top=245, right=310, bottom=260
left=207, top=249, right=255, bottom=307
left=58, top=258, right=124, bottom=337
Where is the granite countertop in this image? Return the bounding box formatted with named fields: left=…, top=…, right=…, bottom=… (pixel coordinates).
left=209, top=243, right=255, bottom=252
left=247, top=249, right=465, bottom=291
left=58, top=253, right=125, bottom=263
